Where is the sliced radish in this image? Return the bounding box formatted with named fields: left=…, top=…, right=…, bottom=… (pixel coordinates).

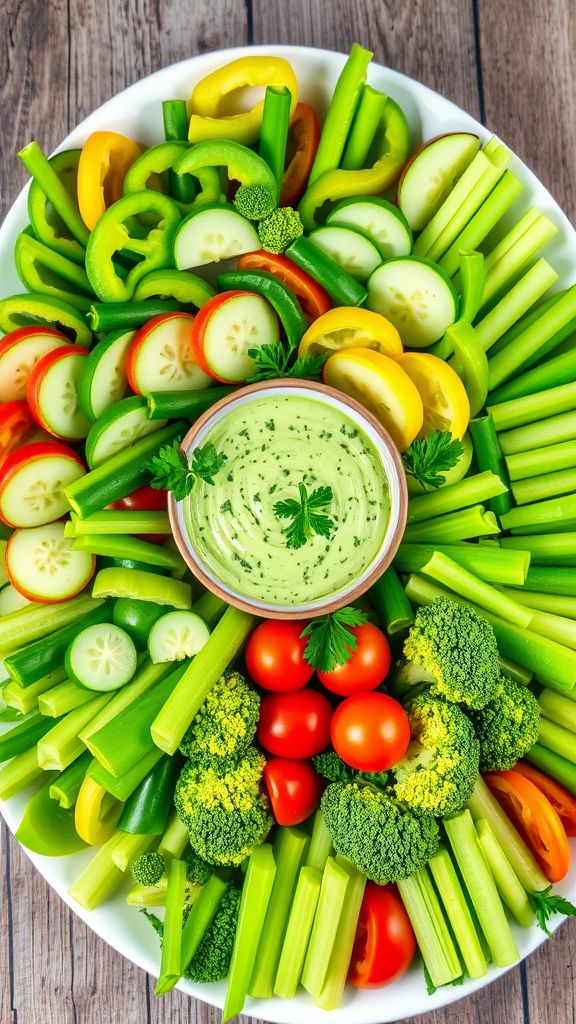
left=0, top=441, right=85, bottom=529
left=191, top=290, right=280, bottom=383
left=397, top=132, right=481, bottom=231
left=78, top=329, right=135, bottom=420
left=85, top=396, right=167, bottom=468
left=0, top=401, right=35, bottom=467
left=6, top=521, right=95, bottom=602
left=125, top=313, right=212, bottom=394
left=0, top=327, right=70, bottom=402
left=26, top=345, right=92, bottom=440
left=173, top=204, right=260, bottom=269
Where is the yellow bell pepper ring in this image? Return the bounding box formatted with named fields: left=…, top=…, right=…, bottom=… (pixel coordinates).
left=77, top=131, right=142, bottom=230
left=75, top=775, right=124, bottom=845
left=188, top=56, right=298, bottom=145
left=396, top=351, right=471, bottom=440
left=298, top=307, right=403, bottom=360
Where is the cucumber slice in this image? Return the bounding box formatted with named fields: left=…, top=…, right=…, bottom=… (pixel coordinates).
left=65, top=623, right=137, bottom=691
left=0, top=443, right=85, bottom=529
left=367, top=257, right=459, bottom=348
left=0, top=328, right=70, bottom=402
left=0, top=584, right=32, bottom=616
left=28, top=346, right=92, bottom=439
left=127, top=313, right=212, bottom=394
left=85, top=396, right=168, bottom=469
left=308, top=226, right=382, bottom=282
left=326, top=198, right=412, bottom=259
left=397, top=133, right=481, bottom=231
left=173, top=204, right=260, bottom=269
left=200, top=292, right=280, bottom=381
left=112, top=598, right=166, bottom=648
left=78, top=330, right=135, bottom=421
left=6, top=522, right=95, bottom=602
left=148, top=610, right=211, bottom=663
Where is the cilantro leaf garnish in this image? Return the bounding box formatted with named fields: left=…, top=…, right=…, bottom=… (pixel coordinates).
left=300, top=606, right=369, bottom=672
left=150, top=439, right=227, bottom=500
left=273, top=482, right=334, bottom=549
left=402, top=430, right=464, bottom=490
left=247, top=342, right=328, bottom=383
left=529, top=885, right=576, bottom=936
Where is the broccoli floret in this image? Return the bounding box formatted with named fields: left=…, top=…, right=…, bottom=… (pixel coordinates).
left=184, top=885, right=241, bottom=983
left=312, top=749, right=388, bottom=787
left=392, top=693, right=480, bottom=816
left=174, top=747, right=272, bottom=867
left=179, top=670, right=260, bottom=765
left=131, top=851, right=165, bottom=886
left=402, top=598, right=500, bottom=710
left=185, top=849, right=214, bottom=886
left=321, top=782, right=440, bottom=884
left=469, top=675, right=541, bottom=771
left=234, top=183, right=276, bottom=220
left=257, top=207, right=303, bottom=254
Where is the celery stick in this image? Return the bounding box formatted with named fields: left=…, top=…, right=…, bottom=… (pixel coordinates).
left=500, top=586, right=576, bottom=621
left=88, top=747, right=163, bottom=801
left=0, top=746, right=44, bottom=799
left=475, top=258, right=558, bottom=352
left=223, top=844, right=277, bottom=1022
left=441, top=170, right=523, bottom=278
left=498, top=655, right=533, bottom=686
left=502, top=533, right=576, bottom=564
left=0, top=595, right=104, bottom=657
left=79, top=659, right=172, bottom=746
left=69, top=510, right=171, bottom=535
left=481, top=211, right=558, bottom=308
left=511, top=468, right=576, bottom=506
left=155, top=858, right=188, bottom=995
left=517, top=608, right=576, bottom=650
left=369, top=565, right=414, bottom=635
left=506, top=440, right=576, bottom=481
left=539, top=690, right=576, bottom=734
left=525, top=744, right=576, bottom=795
left=19, top=141, right=90, bottom=246
left=301, top=856, right=350, bottom=997
left=538, top=718, right=576, bottom=763
left=3, top=669, right=67, bottom=715
left=308, top=44, right=372, bottom=185
left=37, top=694, right=112, bottom=771
left=315, top=855, right=367, bottom=1010
left=476, top=820, right=534, bottom=927
left=158, top=811, right=189, bottom=860
left=49, top=751, right=92, bottom=808
left=489, top=346, right=576, bottom=405
left=501, top=493, right=576, bottom=533
left=468, top=414, right=511, bottom=517
left=180, top=876, right=229, bottom=974
left=112, top=832, right=156, bottom=872
left=306, top=808, right=334, bottom=871
left=421, top=551, right=532, bottom=627
left=521, top=566, right=576, bottom=594
left=467, top=777, right=549, bottom=892
left=127, top=878, right=170, bottom=907
left=250, top=827, right=309, bottom=998
left=71, top=534, right=183, bottom=571
left=397, top=866, right=461, bottom=987
left=68, top=834, right=125, bottom=910
left=476, top=290, right=562, bottom=361
left=38, top=678, right=94, bottom=718
left=428, top=846, right=487, bottom=977
left=489, top=380, right=576, bottom=432
left=403, top=505, right=500, bottom=543
left=395, top=542, right=528, bottom=585
left=274, top=866, right=322, bottom=998
left=444, top=810, right=519, bottom=967
left=151, top=606, right=254, bottom=755
left=341, top=85, right=387, bottom=170
left=4, top=602, right=112, bottom=688
left=408, top=471, right=507, bottom=523
left=190, top=590, right=226, bottom=628
left=487, top=284, right=576, bottom=390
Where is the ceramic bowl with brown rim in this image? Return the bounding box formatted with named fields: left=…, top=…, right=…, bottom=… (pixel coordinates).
left=169, top=379, right=407, bottom=618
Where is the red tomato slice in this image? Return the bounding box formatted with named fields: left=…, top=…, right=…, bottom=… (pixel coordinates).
left=317, top=623, right=391, bottom=696
left=515, top=761, right=576, bottom=837
left=256, top=689, right=333, bottom=759
left=237, top=251, right=331, bottom=320
left=263, top=757, right=324, bottom=826
left=349, top=882, right=416, bottom=988
left=484, top=769, right=571, bottom=883
left=245, top=619, right=313, bottom=691
left=0, top=401, right=35, bottom=468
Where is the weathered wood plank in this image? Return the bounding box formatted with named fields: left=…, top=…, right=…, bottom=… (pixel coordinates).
left=522, top=920, right=576, bottom=1024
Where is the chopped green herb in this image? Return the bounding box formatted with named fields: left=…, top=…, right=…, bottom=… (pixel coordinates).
left=273, top=482, right=334, bottom=550
left=402, top=430, right=464, bottom=490
left=300, top=606, right=368, bottom=672
left=220, top=500, right=233, bottom=514
left=151, top=440, right=227, bottom=500
left=247, top=342, right=328, bottom=382
left=529, top=886, right=576, bottom=936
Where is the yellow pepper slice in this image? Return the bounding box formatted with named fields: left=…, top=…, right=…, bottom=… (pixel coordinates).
left=75, top=775, right=124, bottom=845
left=323, top=346, right=423, bottom=451
left=77, top=131, right=142, bottom=230
left=396, top=351, right=470, bottom=439
left=188, top=56, right=298, bottom=145
left=298, top=307, right=403, bottom=360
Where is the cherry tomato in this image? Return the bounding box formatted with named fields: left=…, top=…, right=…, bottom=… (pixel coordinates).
left=515, top=761, right=576, bottom=837
left=484, top=769, right=571, bottom=883
left=245, top=620, right=314, bottom=692
left=113, top=484, right=168, bottom=544
left=263, top=757, right=324, bottom=826
left=331, top=692, right=411, bottom=773
left=257, top=689, right=333, bottom=759
left=349, top=882, right=416, bottom=988
left=317, top=623, right=391, bottom=696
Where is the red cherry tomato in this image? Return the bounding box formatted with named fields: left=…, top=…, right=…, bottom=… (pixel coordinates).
left=317, top=623, right=391, bottom=696
left=263, top=757, right=324, bottom=826
left=245, top=620, right=314, bottom=692
left=113, top=484, right=168, bottom=543
left=349, top=882, right=416, bottom=988
left=257, top=689, right=333, bottom=759
left=331, top=692, right=411, bottom=773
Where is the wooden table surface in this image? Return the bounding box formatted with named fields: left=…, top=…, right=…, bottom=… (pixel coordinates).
left=1, top=0, right=576, bottom=1021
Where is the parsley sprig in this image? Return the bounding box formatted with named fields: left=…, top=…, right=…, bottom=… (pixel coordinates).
left=273, top=483, right=334, bottom=549
left=248, top=342, right=328, bottom=383
left=300, top=606, right=369, bottom=672
left=402, top=430, right=464, bottom=490
left=529, top=885, right=576, bottom=936
left=150, top=439, right=227, bottom=500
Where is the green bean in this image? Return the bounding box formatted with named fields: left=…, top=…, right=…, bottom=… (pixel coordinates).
left=259, top=86, right=292, bottom=196
left=145, top=385, right=235, bottom=421
left=88, top=299, right=184, bottom=332
left=18, top=141, right=90, bottom=246
left=3, top=603, right=111, bottom=686
left=285, top=236, right=367, bottom=306
left=468, top=415, right=511, bottom=517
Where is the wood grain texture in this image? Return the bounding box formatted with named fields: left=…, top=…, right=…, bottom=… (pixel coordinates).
left=1, top=0, right=576, bottom=1021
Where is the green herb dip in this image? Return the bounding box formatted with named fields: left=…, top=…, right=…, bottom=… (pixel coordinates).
left=184, top=394, right=390, bottom=606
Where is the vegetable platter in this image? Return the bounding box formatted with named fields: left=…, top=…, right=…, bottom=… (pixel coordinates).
left=1, top=43, right=576, bottom=1024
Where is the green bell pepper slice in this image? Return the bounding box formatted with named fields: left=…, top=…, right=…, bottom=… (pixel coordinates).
left=19, top=141, right=90, bottom=248
left=459, top=250, right=486, bottom=323
left=15, top=776, right=88, bottom=856
left=0, top=293, right=92, bottom=344
left=27, top=149, right=86, bottom=265
left=298, top=97, right=410, bottom=229
left=85, top=191, right=182, bottom=302
left=174, top=140, right=278, bottom=209
left=133, top=268, right=215, bottom=308
left=123, top=141, right=222, bottom=213
left=447, top=320, right=489, bottom=417
left=15, top=231, right=94, bottom=313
